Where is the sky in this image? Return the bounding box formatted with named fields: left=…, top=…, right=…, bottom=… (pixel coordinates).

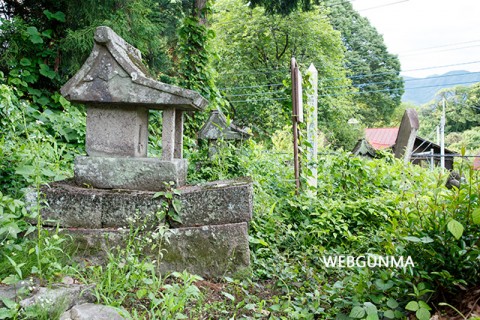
left=350, top=0, right=480, bottom=78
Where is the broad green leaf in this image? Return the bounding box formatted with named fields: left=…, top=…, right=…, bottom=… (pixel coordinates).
left=26, top=27, right=43, bottom=44
left=420, top=236, right=434, bottom=243
left=20, top=58, right=31, bottom=66
left=403, top=236, right=421, bottom=242
left=269, top=304, right=281, bottom=311
left=416, top=308, right=431, bottom=320
left=59, top=95, right=70, bottom=108
left=383, top=310, right=395, bottom=319
left=172, top=199, right=182, bottom=213
left=375, top=279, right=393, bottom=291
left=447, top=219, right=464, bottom=239
left=43, top=10, right=66, bottom=22
left=35, top=96, right=50, bottom=106
left=0, top=297, right=16, bottom=310
left=39, top=64, right=56, bottom=79
left=0, top=307, right=14, bottom=319
left=349, top=306, right=366, bottom=318
left=15, top=165, right=35, bottom=176
left=244, top=303, right=256, bottom=310
left=405, top=301, right=419, bottom=311
left=418, top=301, right=431, bottom=310
left=222, top=291, right=235, bottom=301
left=386, top=298, right=399, bottom=309
left=472, top=208, right=480, bottom=225
left=136, top=288, right=147, bottom=299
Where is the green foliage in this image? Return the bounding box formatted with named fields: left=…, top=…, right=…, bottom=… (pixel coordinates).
left=395, top=165, right=480, bottom=290
left=0, top=13, right=64, bottom=106
left=212, top=0, right=358, bottom=147
left=82, top=212, right=204, bottom=319
left=324, top=0, right=404, bottom=125
left=419, top=83, right=480, bottom=151
left=248, top=0, right=320, bottom=15
left=0, top=84, right=84, bottom=196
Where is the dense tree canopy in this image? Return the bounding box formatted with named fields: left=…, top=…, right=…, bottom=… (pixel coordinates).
left=418, top=83, right=480, bottom=151
left=324, top=0, right=404, bottom=125
left=0, top=0, right=197, bottom=86
left=211, top=0, right=359, bottom=147
left=248, top=0, right=319, bottom=15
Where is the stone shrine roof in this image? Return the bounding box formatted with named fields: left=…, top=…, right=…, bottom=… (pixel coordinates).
left=61, top=26, right=208, bottom=111
left=198, top=109, right=251, bottom=140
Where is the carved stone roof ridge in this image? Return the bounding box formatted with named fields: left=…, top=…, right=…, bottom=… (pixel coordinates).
left=61, top=26, right=208, bottom=111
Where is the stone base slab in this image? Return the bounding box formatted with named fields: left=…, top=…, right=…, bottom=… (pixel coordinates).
left=74, top=156, right=187, bottom=191
left=35, top=178, right=252, bottom=229
left=64, top=223, right=250, bottom=277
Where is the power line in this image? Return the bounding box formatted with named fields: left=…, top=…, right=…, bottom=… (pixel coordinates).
left=225, top=90, right=285, bottom=97
left=397, top=39, right=480, bottom=55
left=229, top=97, right=289, bottom=103
left=226, top=79, right=479, bottom=103
left=318, top=80, right=480, bottom=97
left=219, top=83, right=284, bottom=90
left=399, top=43, right=480, bottom=57
left=319, top=71, right=480, bottom=91
left=357, top=0, right=409, bottom=12
left=318, top=60, right=480, bottom=83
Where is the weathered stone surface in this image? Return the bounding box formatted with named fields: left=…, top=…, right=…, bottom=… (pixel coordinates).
left=19, top=284, right=95, bottom=314
left=60, top=303, right=129, bottom=320
left=37, top=178, right=252, bottom=228
left=394, top=109, right=419, bottom=163
left=74, top=156, right=187, bottom=191
left=62, top=223, right=250, bottom=277
left=173, top=178, right=253, bottom=228
left=34, top=181, right=164, bottom=228
left=162, top=108, right=176, bottom=161
left=160, top=222, right=250, bottom=277
left=61, top=26, right=208, bottom=112
left=86, top=105, right=148, bottom=157
left=198, top=109, right=251, bottom=140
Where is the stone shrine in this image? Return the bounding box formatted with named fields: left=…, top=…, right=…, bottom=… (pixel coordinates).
left=61, top=26, right=207, bottom=191
left=198, top=108, right=251, bottom=156
left=35, top=26, right=252, bottom=277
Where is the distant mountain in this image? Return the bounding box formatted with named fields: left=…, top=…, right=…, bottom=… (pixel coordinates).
left=402, top=70, right=480, bottom=105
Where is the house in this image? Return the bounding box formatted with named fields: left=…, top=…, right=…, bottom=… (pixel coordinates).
left=365, top=128, right=399, bottom=150
left=353, top=109, right=459, bottom=170
left=473, top=154, right=480, bottom=170
left=410, top=137, right=458, bottom=171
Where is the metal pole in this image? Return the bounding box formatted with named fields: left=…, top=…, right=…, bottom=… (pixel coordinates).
left=430, top=148, right=434, bottom=171
left=440, top=98, right=446, bottom=170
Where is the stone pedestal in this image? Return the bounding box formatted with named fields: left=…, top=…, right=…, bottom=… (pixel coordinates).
left=32, top=178, right=253, bottom=277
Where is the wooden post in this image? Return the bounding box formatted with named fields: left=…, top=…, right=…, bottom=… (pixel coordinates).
left=291, top=58, right=303, bottom=194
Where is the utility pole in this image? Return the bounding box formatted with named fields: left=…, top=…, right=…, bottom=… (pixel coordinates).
left=440, top=97, right=446, bottom=170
